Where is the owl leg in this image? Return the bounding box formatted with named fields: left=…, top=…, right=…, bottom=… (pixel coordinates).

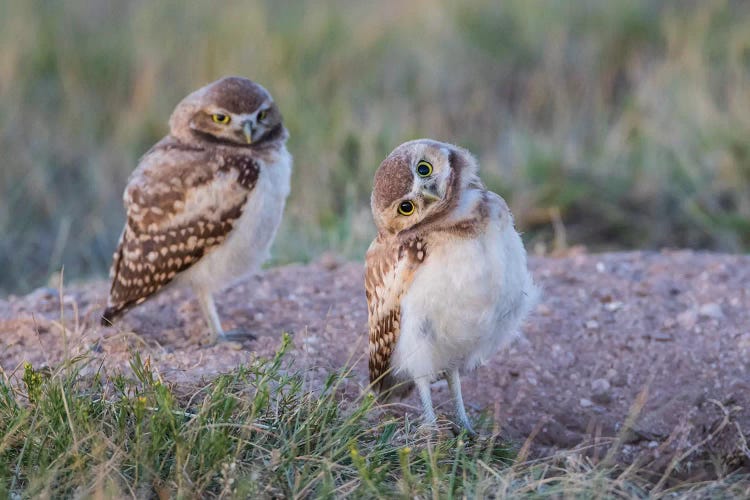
left=196, top=290, right=256, bottom=343
left=197, top=291, right=224, bottom=343
left=415, top=377, right=437, bottom=426
left=447, top=369, right=476, bottom=435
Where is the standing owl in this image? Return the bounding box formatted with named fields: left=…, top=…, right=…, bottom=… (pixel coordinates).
left=365, top=139, right=537, bottom=433
left=102, top=76, right=292, bottom=344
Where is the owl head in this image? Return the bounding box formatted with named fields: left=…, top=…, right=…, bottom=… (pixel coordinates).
left=371, top=139, right=483, bottom=235
left=168, top=76, right=287, bottom=147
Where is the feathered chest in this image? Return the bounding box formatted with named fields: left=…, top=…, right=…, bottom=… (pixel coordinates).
left=212, top=144, right=292, bottom=208
left=219, top=145, right=292, bottom=248
left=178, top=145, right=292, bottom=288
left=216, top=152, right=262, bottom=190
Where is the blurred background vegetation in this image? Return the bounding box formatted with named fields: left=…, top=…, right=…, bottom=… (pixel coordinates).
left=1, top=0, right=749, bottom=294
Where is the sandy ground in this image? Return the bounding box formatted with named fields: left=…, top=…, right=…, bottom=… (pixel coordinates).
left=1, top=250, right=748, bottom=470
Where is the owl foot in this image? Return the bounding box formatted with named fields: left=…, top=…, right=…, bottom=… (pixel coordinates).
left=219, top=329, right=257, bottom=342
left=416, top=422, right=439, bottom=437
left=416, top=420, right=455, bottom=442
left=450, top=421, right=478, bottom=439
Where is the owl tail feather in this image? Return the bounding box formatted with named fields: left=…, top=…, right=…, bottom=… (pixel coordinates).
left=101, top=304, right=125, bottom=327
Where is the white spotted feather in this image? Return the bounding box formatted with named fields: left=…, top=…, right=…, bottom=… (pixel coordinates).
left=178, top=146, right=291, bottom=293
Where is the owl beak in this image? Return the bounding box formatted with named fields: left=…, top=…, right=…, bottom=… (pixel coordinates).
left=242, top=121, right=254, bottom=144
left=420, top=184, right=441, bottom=203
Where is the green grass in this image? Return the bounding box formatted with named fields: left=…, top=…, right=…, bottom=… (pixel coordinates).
left=1, top=0, right=750, bottom=294
left=0, top=335, right=748, bottom=498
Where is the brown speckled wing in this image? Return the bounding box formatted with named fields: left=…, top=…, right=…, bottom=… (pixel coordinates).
left=102, top=138, right=259, bottom=325
left=365, top=234, right=426, bottom=394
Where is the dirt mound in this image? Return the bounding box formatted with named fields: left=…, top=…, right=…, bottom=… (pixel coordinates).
left=1, top=250, right=748, bottom=468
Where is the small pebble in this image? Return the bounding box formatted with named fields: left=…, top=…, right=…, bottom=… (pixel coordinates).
left=652, top=331, right=674, bottom=341
left=604, top=301, right=623, bottom=312
left=224, top=341, right=243, bottom=351
left=592, top=378, right=610, bottom=393
left=536, top=304, right=552, bottom=316
left=579, top=398, right=593, bottom=408
left=698, top=303, right=723, bottom=319
left=677, top=310, right=697, bottom=330
left=591, top=378, right=611, bottom=404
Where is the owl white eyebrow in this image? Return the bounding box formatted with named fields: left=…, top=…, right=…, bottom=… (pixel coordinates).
left=233, top=112, right=256, bottom=120
left=258, top=100, right=273, bottom=112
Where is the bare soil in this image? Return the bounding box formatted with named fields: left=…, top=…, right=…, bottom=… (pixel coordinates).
left=1, top=250, right=748, bottom=470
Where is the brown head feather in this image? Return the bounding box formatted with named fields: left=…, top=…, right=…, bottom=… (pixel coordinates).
left=201, top=77, right=271, bottom=114
left=371, top=150, right=414, bottom=214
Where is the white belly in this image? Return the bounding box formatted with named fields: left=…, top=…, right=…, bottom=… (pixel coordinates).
left=394, top=220, right=537, bottom=381
left=180, top=147, right=292, bottom=294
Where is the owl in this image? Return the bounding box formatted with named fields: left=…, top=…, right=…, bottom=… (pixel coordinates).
left=365, top=139, right=538, bottom=433
left=101, top=76, right=292, bottom=344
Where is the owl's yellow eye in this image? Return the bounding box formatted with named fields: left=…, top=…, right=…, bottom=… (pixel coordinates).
left=212, top=113, right=231, bottom=124
left=258, top=110, right=268, bottom=121
left=416, top=160, right=433, bottom=177
left=398, top=200, right=415, bottom=216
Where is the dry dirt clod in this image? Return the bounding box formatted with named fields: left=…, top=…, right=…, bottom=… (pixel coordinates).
left=698, top=302, right=724, bottom=319
left=591, top=378, right=611, bottom=404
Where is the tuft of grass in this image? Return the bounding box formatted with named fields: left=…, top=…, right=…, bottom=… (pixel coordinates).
left=0, top=335, right=512, bottom=498
left=1, top=336, right=748, bottom=498
left=2, top=0, right=750, bottom=294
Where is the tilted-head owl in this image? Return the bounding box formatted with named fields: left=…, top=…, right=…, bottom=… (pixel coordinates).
left=102, top=76, right=292, bottom=343
left=365, top=139, right=538, bottom=432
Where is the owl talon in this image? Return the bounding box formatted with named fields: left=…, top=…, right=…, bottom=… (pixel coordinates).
left=451, top=421, right=478, bottom=439
left=416, top=420, right=455, bottom=443
left=220, top=329, right=257, bottom=341
left=416, top=422, right=439, bottom=438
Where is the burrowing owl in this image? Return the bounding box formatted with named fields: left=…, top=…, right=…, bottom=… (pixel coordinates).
left=365, top=139, right=537, bottom=433
left=102, top=76, right=292, bottom=343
